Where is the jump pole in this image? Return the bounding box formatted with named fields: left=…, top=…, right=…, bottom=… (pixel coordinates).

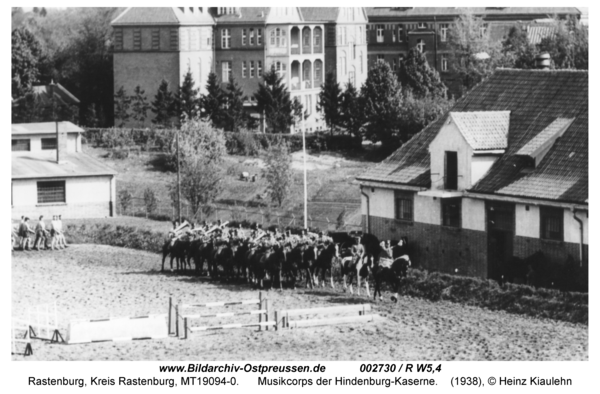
left=258, top=292, right=263, bottom=332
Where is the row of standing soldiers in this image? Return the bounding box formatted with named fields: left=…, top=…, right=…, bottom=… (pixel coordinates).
left=13, top=215, right=68, bottom=251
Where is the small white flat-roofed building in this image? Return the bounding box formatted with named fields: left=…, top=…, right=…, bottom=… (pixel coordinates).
left=11, top=122, right=117, bottom=219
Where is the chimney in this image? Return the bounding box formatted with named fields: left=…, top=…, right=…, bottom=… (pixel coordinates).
left=535, top=52, right=551, bottom=70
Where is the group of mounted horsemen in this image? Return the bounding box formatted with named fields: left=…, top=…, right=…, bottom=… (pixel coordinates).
left=162, top=220, right=413, bottom=302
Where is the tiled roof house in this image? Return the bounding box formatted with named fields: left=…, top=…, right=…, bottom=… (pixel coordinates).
left=357, top=69, right=588, bottom=290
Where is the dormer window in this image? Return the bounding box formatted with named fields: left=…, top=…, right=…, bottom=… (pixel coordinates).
left=218, top=7, right=235, bottom=15
left=416, top=39, right=426, bottom=53
left=417, top=22, right=427, bottom=29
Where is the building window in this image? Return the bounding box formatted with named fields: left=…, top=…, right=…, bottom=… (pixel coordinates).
left=377, top=54, right=385, bottom=63
left=221, top=29, right=230, bottom=48
left=314, top=28, right=321, bottom=47
left=397, top=25, right=403, bottom=42
left=257, top=28, right=262, bottom=45
left=418, top=22, right=427, bottom=29
left=12, top=139, right=30, bottom=152
left=41, top=138, right=57, bottom=150
left=442, top=198, right=461, bottom=228
left=242, top=29, right=247, bottom=45
left=360, top=51, right=364, bottom=73
left=222, top=61, right=232, bottom=81
left=250, top=61, right=255, bottom=78
left=270, top=28, right=286, bottom=47
left=540, top=207, right=563, bottom=241
left=242, top=61, right=247, bottom=78
left=445, top=151, right=458, bottom=190
left=441, top=54, right=448, bottom=71
left=342, top=55, right=347, bottom=75
left=114, top=28, right=123, bottom=51
left=249, top=28, right=255, bottom=45
left=219, top=7, right=235, bottom=15
left=416, top=39, right=426, bottom=53
left=376, top=24, right=384, bottom=43
left=37, top=180, right=66, bottom=204
left=151, top=28, right=160, bottom=50
left=395, top=191, right=413, bottom=221
left=305, top=94, right=312, bottom=115
left=314, top=61, right=322, bottom=84
left=257, top=61, right=262, bottom=77
left=303, top=28, right=311, bottom=47
left=440, top=23, right=449, bottom=42
left=479, top=23, right=488, bottom=38
left=133, top=28, right=141, bottom=50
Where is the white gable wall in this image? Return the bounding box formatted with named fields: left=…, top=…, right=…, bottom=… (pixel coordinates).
left=429, top=119, right=472, bottom=191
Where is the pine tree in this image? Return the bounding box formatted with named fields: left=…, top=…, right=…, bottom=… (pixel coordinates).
left=317, top=72, right=342, bottom=135
left=223, top=77, right=249, bottom=132
left=253, top=65, right=294, bottom=133
left=340, top=82, right=365, bottom=145
left=360, top=61, right=404, bottom=147
left=151, top=79, right=177, bottom=128
left=397, top=48, right=447, bottom=98
left=178, top=67, right=200, bottom=120
left=113, top=86, right=131, bottom=127
left=130, top=85, right=151, bottom=126
left=202, top=72, right=226, bottom=128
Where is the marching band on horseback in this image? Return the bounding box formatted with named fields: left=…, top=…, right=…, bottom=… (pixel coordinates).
left=160, top=220, right=413, bottom=303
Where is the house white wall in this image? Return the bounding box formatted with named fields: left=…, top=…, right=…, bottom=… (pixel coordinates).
left=12, top=133, right=81, bottom=154
left=462, top=198, right=486, bottom=231
left=12, top=175, right=115, bottom=219
left=471, top=155, right=498, bottom=186
left=429, top=120, right=473, bottom=191
left=414, top=195, right=440, bottom=225
left=361, top=187, right=395, bottom=219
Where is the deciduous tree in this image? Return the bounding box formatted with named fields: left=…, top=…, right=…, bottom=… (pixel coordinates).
left=339, top=82, right=365, bottom=145
left=262, top=139, right=293, bottom=208
left=397, top=48, right=447, bottom=98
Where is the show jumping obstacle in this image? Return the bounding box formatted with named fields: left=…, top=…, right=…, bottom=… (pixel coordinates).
left=12, top=318, right=33, bottom=356
left=277, top=304, right=378, bottom=329
left=66, top=314, right=168, bottom=344
left=28, top=302, right=65, bottom=343
left=170, top=292, right=276, bottom=339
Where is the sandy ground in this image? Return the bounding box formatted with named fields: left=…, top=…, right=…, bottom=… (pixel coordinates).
left=12, top=245, right=588, bottom=361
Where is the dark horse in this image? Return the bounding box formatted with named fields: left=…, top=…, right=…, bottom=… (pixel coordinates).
left=314, top=242, right=339, bottom=288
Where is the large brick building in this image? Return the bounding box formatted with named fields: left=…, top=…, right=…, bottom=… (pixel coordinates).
left=357, top=69, right=588, bottom=290
left=111, top=7, right=368, bottom=131
left=365, top=7, right=581, bottom=96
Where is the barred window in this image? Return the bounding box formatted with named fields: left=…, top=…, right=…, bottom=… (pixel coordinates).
left=540, top=206, right=563, bottom=241
left=395, top=191, right=413, bottom=221
left=257, top=60, right=262, bottom=77
left=242, top=61, right=247, bottom=78
left=12, top=139, right=30, bottom=152
left=242, top=29, right=247, bottom=45
left=37, top=181, right=66, bottom=204
left=257, top=28, right=262, bottom=45
left=442, top=198, right=461, bottom=228
left=41, top=138, right=57, bottom=150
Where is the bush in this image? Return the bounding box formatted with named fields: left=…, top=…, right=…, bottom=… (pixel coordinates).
left=110, top=147, right=130, bottom=159
left=64, top=223, right=164, bottom=254
left=396, top=269, right=588, bottom=325
left=143, top=188, right=158, bottom=215
left=118, top=190, right=133, bottom=213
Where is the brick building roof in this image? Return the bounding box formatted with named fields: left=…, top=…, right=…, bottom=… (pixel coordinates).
left=300, top=7, right=339, bottom=22
left=357, top=69, right=588, bottom=205
left=211, top=7, right=270, bottom=23
left=112, top=7, right=214, bottom=26
left=366, top=7, right=580, bottom=19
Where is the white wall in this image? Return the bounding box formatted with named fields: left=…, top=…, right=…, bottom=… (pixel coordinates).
left=12, top=133, right=80, bottom=155
left=414, top=195, right=440, bottom=225
left=515, top=203, right=587, bottom=244
left=179, top=50, right=213, bottom=97
left=462, top=198, right=485, bottom=231
left=12, top=176, right=112, bottom=213
left=361, top=187, right=395, bottom=219
left=471, top=155, right=498, bottom=186
left=429, top=120, right=472, bottom=191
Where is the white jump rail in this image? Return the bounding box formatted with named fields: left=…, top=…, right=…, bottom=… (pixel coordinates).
left=170, top=292, right=274, bottom=339
left=278, top=304, right=379, bottom=329
left=67, top=314, right=168, bottom=344
left=28, top=301, right=65, bottom=343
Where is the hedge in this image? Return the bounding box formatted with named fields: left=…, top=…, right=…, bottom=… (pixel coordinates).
left=83, top=127, right=360, bottom=156
left=63, top=223, right=588, bottom=325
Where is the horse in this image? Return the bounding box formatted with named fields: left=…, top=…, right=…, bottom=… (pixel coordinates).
left=373, top=254, right=411, bottom=302
left=299, top=242, right=319, bottom=288
left=161, top=237, right=191, bottom=272
left=341, top=242, right=372, bottom=297
left=314, top=242, right=340, bottom=288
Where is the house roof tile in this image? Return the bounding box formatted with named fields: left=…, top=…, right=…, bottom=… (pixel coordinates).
left=358, top=69, right=588, bottom=204
left=12, top=152, right=117, bottom=180
left=451, top=111, right=510, bottom=151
